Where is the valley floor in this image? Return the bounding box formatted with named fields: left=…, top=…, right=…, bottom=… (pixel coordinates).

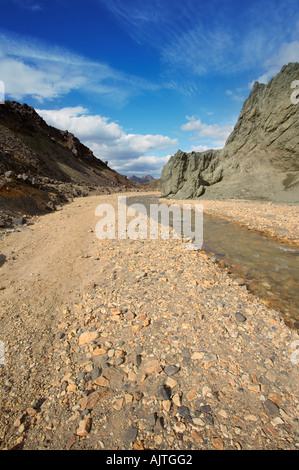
left=0, top=192, right=298, bottom=450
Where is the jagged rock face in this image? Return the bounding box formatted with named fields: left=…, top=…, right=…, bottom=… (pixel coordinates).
left=161, top=63, right=299, bottom=202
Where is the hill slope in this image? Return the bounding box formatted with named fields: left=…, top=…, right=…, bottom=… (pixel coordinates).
left=0, top=101, right=134, bottom=223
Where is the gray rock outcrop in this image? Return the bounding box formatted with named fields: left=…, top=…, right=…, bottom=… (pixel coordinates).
left=161, top=63, right=299, bottom=202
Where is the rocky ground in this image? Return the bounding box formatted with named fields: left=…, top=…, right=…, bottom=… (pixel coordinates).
left=0, top=192, right=298, bottom=450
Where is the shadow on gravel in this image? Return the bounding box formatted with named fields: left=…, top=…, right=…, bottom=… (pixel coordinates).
left=0, top=254, right=6, bottom=267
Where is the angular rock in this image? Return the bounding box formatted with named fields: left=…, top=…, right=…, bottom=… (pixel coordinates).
left=76, top=418, right=92, bottom=437
left=164, top=365, right=180, bottom=376
left=264, top=399, right=280, bottom=416
left=78, top=331, right=99, bottom=346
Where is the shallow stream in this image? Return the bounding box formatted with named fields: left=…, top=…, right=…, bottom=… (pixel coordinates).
left=126, top=195, right=299, bottom=330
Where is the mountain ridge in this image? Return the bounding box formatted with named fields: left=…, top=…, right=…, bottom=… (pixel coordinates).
left=128, top=175, right=155, bottom=184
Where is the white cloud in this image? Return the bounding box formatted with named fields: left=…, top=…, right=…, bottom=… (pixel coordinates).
left=188, top=145, right=213, bottom=152
left=181, top=116, right=233, bottom=147
left=37, top=107, right=178, bottom=176
left=251, top=41, right=299, bottom=85
left=38, top=107, right=123, bottom=141
left=0, top=56, right=85, bottom=102
left=225, top=88, right=246, bottom=102
left=0, top=29, right=159, bottom=104
left=113, top=155, right=172, bottom=178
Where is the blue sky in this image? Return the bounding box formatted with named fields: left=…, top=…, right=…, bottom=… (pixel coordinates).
left=0, top=0, right=298, bottom=178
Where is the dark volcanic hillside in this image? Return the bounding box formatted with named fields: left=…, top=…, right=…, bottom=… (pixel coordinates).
left=161, top=63, right=299, bottom=203
left=0, top=101, right=135, bottom=223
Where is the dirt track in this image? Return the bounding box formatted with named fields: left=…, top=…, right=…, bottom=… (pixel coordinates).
left=0, top=192, right=298, bottom=450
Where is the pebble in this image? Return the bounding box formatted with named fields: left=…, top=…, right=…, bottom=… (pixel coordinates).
left=157, top=385, right=172, bottom=400
left=76, top=418, right=92, bottom=437
left=177, top=406, right=192, bottom=422
left=2, top=193, right=299, bottom=451
left=264, top=399, right=280, bottom=416
left=212, top=437, right=224, bottom=450
left=174, top=422, right=186, bottom=433
left=164, top=365, right=180, bottom=376
left=123, top=425, right=138, bottom=446
left=235, top=312, right=247, bottom=323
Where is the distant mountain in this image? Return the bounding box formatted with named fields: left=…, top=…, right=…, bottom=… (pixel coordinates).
left=128, top=175, right=155, bottom=184
left=162, top=63, right=299, bottom=203
left=0, top=100, right=135, bottom=222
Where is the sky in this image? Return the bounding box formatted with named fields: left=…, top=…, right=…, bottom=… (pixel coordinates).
left=0, top=0, right=298, bottom=178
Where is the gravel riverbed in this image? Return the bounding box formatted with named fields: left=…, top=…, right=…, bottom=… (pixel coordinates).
left=0, top=192, right=298, bottom=450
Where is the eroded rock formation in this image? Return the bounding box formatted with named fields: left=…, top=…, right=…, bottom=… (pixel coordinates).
left=161, top=63, right=299, bottom=202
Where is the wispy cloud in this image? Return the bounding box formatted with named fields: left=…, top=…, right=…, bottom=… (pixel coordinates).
left=181, top=115, right=233, bottom=148
left=250, top=41, right=299, bottom=86
left=99, top=0, right=299, bottom=79
left=113, top=155, right=172, bottom=178
left=225, top=89, right=246, bottom=102
left=37, top=107, right=178, bottom=176
left=0, top=29, right=159, bottom=104
left=10, top=0, right=43, bottom=11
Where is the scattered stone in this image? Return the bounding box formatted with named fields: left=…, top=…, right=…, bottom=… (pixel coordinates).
left=204, top=413, right=214, bottom=426
left=178, top=406, right=192, bottom=422
left=235, top=312, right=247, bottom=323
left=157, top=385, right=172, bottom=400
left=144, top=360, right=162, bottom=376
left=174, top=422, right=186, bottom=434
left=172, top=393, right=182, bottom=407
left=219, top=410, right=228, bottom=419
left=191, top=430, right=203, bottom=444
left=113, top=398, right=124, bottom=411
left=94, top=376, right=110, bottom=387
left=91, top=367, right=101, bottom=380
left=78, top=331, right=99, bottom=345
left=65, top=434, right=78, bottom=450
left=212, top=437, right=224, bottom=450
left=123, top=425, right=138, bottom=446
left=165, top=377, right=178, bottom=389
left=264, top=399, right=280, bottom=417
left=271, top=417, right=284, bottom=427
left=164, top=365, right=180, bottom=376
left=1, top=191, right=299, bottom=452
left=76, top=418, right=92, bottom=437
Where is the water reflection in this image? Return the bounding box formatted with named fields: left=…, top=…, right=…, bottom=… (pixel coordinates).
left=126, top=196, right=299, bottom=330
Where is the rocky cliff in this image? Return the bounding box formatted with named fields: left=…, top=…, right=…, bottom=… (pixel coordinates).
left=161, top=63, right=299, bottom=203
left=0, top=101, right=135, bottom=223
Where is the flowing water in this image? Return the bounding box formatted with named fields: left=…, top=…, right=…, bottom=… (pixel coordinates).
left=126, top=195, right=299, bottom=330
